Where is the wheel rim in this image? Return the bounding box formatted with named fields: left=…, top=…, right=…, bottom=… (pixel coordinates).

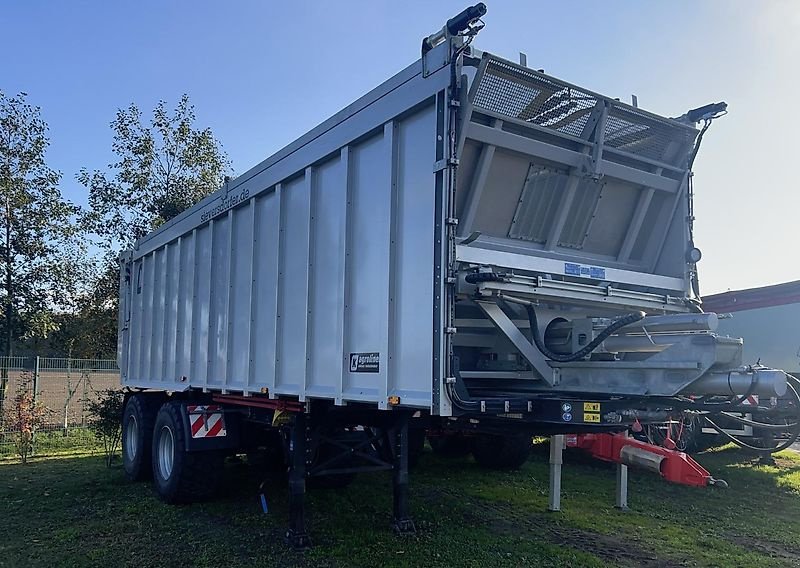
left=125, top=415, right=138, bottom=459
left=157, top=425, right=175, bottom=480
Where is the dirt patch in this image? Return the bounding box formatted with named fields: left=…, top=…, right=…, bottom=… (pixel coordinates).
left=730, top=535, right=800, bottom=564
left=434, top=488, right=691, bottom=567
left=480, top=507, right=684, bottom=567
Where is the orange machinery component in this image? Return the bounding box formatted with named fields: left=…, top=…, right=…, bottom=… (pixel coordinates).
left=566, top=432, right=726, bottom=488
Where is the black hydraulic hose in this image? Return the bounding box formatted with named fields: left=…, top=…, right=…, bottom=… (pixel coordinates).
left=525, top=304, right=645, bottom=362
left=704, top=379, right=800, bottom=453
left=445, top=379, right=478, bottom=411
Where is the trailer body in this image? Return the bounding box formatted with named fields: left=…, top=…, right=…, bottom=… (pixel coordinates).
left=119, top=79, right=442, bottom=409
left=118, top=11, right=782, bottom=418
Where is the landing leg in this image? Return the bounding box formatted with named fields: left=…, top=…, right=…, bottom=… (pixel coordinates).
left=286, top=412, right=312, bottom=550
left=548, top=434, right=564, bottom=512
left=615, top=432, right=629, bottom=510
left=391, top=413, right=416, bottom=535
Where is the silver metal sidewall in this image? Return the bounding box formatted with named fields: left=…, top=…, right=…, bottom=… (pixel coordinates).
left=157, top=425, right=175, bottom=480
left=125, top=415, right=138, bottom=460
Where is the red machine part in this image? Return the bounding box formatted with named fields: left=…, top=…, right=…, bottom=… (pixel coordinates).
left=212, top=394, right=304, bottom=413
left=566, top=432, right=723, bottom=488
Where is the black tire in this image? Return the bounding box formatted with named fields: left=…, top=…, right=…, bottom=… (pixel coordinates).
left=122, top=394, right=162, bottom=481
left=151, top=402, right=224, bottom=503
left=643, top=416, right=721, bottom=454
left=472, top=433, right=532, bottom=470
left=428, top=434, right=474, bottom=457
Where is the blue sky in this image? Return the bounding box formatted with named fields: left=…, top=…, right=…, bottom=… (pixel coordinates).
left=2, top=1, right=798, bottom=294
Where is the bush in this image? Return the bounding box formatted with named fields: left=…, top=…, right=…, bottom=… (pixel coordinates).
left=86, top=389, right=124, bottom=467
left=3, top=373, right=49, bottom=464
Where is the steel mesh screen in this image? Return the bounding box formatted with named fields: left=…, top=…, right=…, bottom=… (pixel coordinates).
left=472, top=57, right=695, bottom=163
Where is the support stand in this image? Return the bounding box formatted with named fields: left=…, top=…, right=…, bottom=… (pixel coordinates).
left=286, top=412, right=312, bottom=550
left=548, top=434, right=564, bottom=512
left=615, top=432, right=629, bottom=510
left=391, top=412, right=416, bottom=535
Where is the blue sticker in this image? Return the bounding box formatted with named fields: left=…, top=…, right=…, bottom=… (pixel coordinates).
left=564, top=262, right=606, bottom=280
left=590, top=266, right=607, bottom=279
left=562, top=412, right=573, bottom=422
left=561, top=403, right=572, bottom=413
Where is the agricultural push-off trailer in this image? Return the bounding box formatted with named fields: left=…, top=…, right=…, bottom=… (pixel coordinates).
left=117, top=4, right=798, bottom=547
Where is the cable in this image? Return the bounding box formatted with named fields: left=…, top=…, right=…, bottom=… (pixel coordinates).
left=524, top=304, right=645, bottom=362
left=703, top=379, right=800, bottom=453
left=686, top=115, right=723, bottom=301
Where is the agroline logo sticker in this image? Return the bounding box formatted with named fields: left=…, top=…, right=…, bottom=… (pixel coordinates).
left=350, top=352, right=380, bottom=373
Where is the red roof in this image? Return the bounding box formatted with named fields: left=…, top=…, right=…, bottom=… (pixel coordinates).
left=703, top=280, right=800, bottom=313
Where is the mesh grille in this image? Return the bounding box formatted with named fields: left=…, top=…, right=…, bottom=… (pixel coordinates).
left=472, top=58, right=696, bottom=163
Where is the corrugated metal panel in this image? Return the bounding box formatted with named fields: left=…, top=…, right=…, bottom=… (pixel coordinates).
left=121, top=102, right=437, bottom=410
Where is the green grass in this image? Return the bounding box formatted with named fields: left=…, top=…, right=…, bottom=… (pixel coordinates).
left=1, top=444, right=799, bottom=567
left=0, top=428, right=103, bottom=460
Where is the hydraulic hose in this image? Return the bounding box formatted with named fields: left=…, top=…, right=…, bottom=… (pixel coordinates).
left=525, top=304, right=645, bottom=362
left=703, top=377, right=800, bottom=453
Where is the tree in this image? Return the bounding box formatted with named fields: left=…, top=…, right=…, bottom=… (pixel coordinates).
left=73, top=95, right=231, bottom=361
left=0, top=91, right=80, bottom=412
left=48, top=252, right=119, bottom=359
left=80, top=94, right=232, bottom=253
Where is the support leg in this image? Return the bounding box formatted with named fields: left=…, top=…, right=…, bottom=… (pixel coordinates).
left=391, top=413, right=416, bottom=535
left=615, top=432, right=629, bottom=510
left=548, top=434, right=564, bottom=512
left=286, top=412, right=312, bottom=550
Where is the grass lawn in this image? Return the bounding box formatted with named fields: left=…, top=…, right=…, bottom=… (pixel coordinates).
left=1, top=443, right=799, bottom=567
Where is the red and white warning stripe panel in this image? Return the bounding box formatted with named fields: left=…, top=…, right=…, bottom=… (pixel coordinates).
left=187, top=405, right=227, bottom=438
left=741, top=395, right=759, bottom=406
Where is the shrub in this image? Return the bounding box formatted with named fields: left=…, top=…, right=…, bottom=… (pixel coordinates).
left=3, top=373, right=49, bottom=464
left=86, top=389, right=124, bottom=467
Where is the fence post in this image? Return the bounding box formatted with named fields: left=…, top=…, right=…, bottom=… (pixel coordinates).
left=33, top=356, right=40, bottom=403
left=32, top=356, right=41, bottom=456
left=0, top=356, right=8, bottom=418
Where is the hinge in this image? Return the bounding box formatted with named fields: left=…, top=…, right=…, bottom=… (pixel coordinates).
left=434, top=158, right=460, bottom=172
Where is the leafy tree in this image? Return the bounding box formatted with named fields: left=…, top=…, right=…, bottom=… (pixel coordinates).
left=48, top=252, right=119, bottom=359
left=80, top=94, right=232, bottom=252
left=73, top=95, right=231, bottom=360
left=0, top=91, right=80, bottom=412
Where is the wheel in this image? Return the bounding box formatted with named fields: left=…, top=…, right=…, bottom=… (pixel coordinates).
left=428, top=433, right=474, bottom=457
left=122, top=394, right=163, bottom=481
left=152, top=402, right=224, bottom=503
left=644, top=415, right=721, bottom=453
left=472, top=433, right=532, bottom=470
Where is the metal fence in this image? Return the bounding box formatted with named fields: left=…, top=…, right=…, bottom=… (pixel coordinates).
left=0, top=356, right=120, bottom=459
